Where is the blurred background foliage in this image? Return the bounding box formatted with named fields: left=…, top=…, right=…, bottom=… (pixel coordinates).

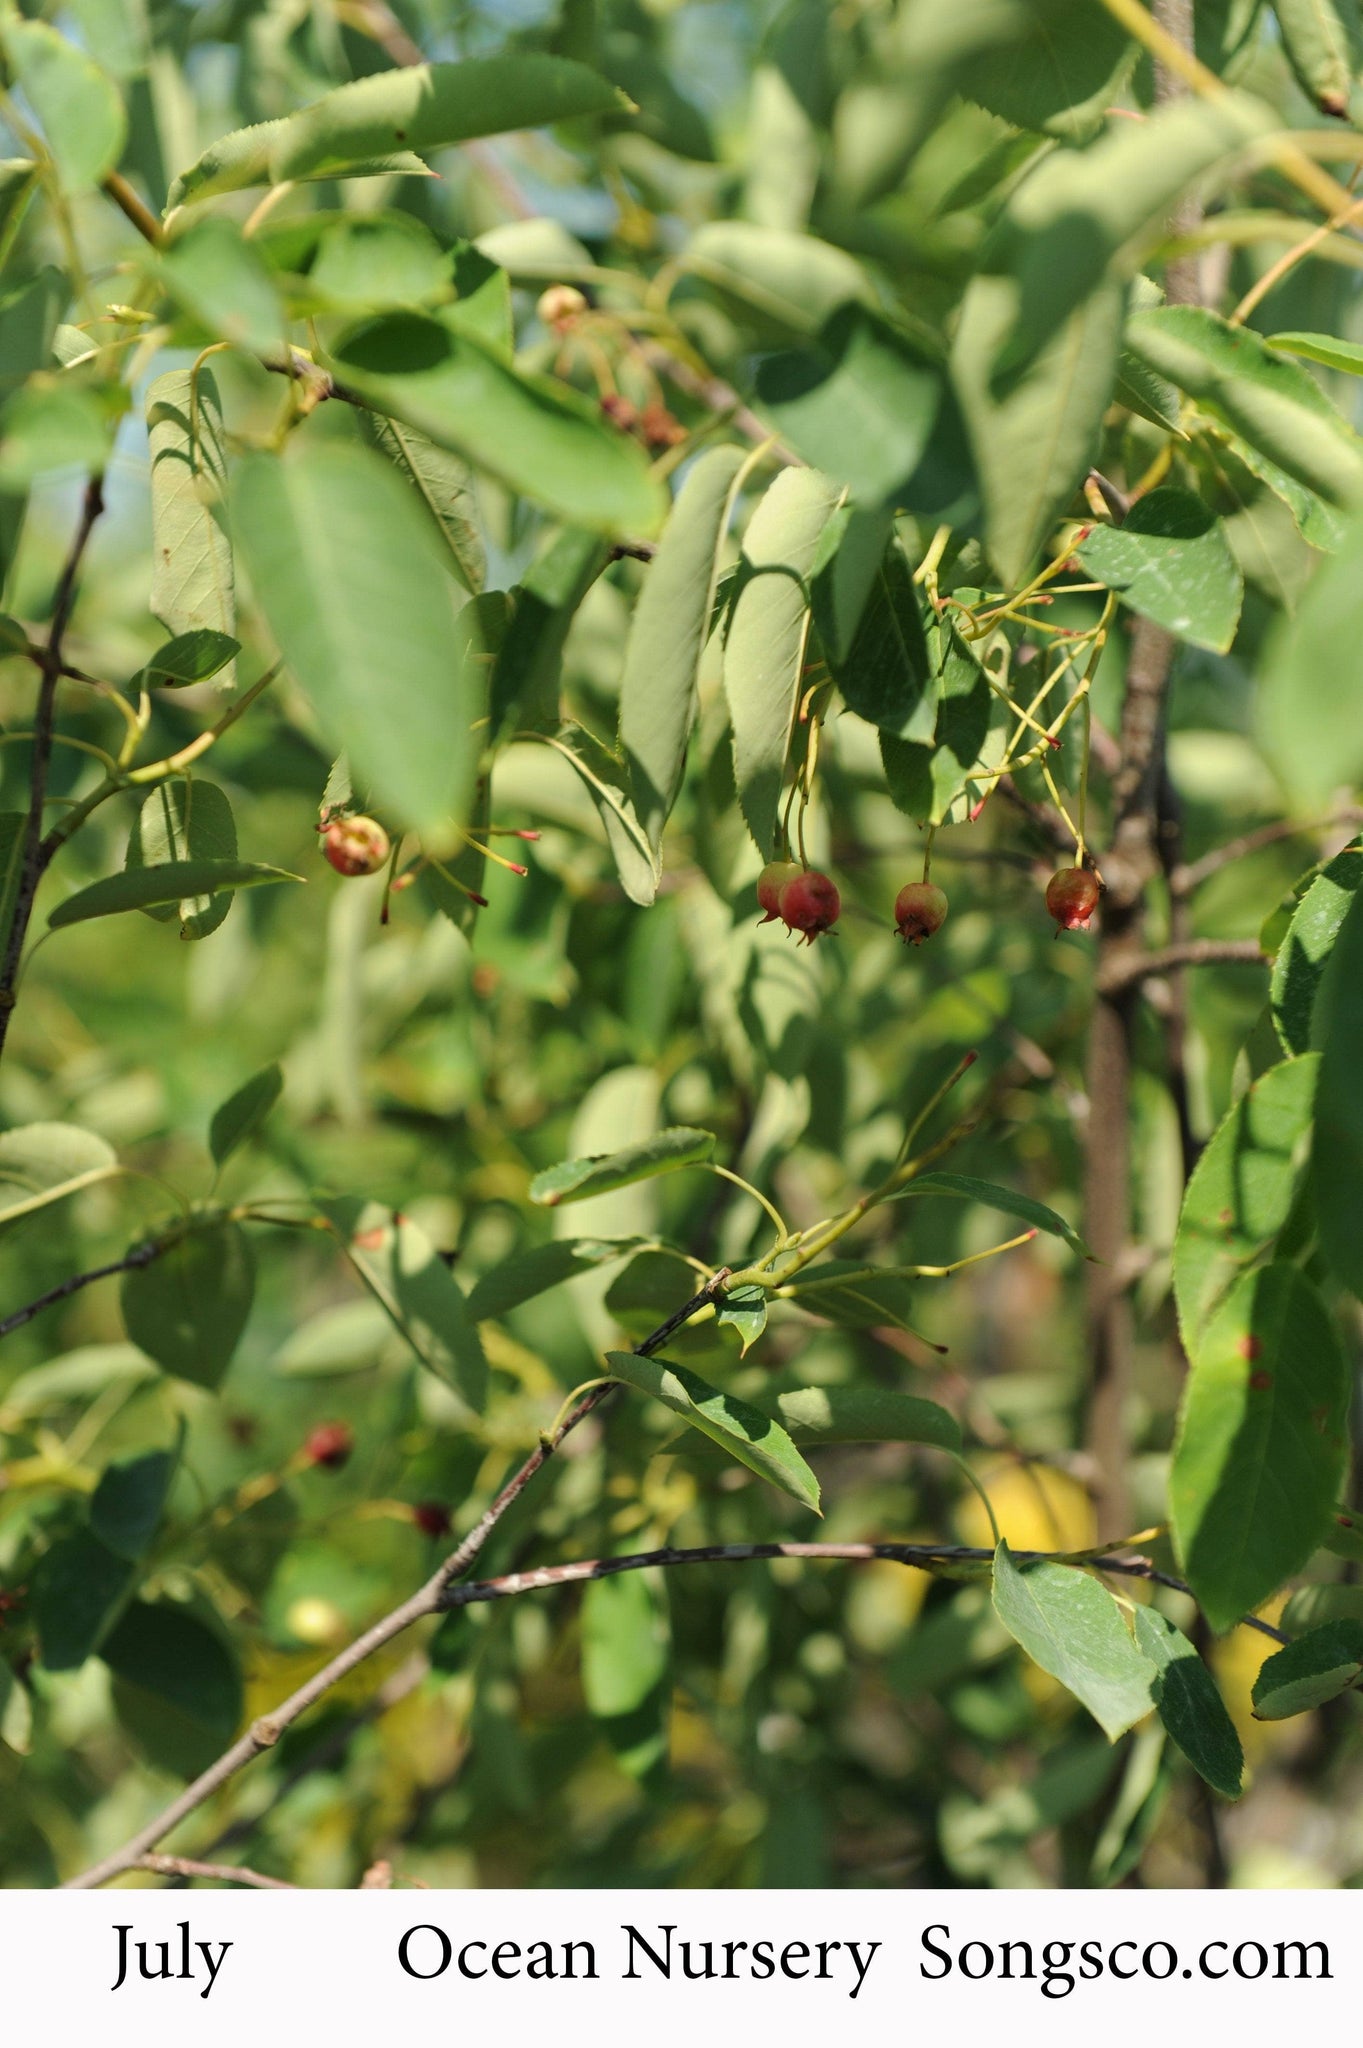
left=1, top=0, right=1362, bottom=1892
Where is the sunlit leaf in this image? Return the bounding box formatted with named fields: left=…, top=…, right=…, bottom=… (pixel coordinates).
left=1171, top=1263, right=1350, bottom=1632
left=531, top=1127, right=714, bottom=1206
left=232, top=437, right=485, bottom=839
left=992, top=1543, right=1155, bottom=1741
left=607, top=1350, right=821, bottom=1511
left=1173, top=1054, right=1318, bottom=1344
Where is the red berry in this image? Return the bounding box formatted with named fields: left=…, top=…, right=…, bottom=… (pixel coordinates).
left=321, top=815, right=390, bottom=877
left=777, top=869, right=840, bottom=943
left=894, top=881, right=948, bottom=946
left=1045, top=866, right=1101, bottom=931
left=756, top=859, right=802, bottom=924
left=304, top=1421, right=354, bottom=1470
left=412, top=1501, right=451, bottom=1540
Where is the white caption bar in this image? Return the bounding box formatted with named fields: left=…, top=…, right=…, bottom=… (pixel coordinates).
left=4, top=1887, right=1348, bottom=2044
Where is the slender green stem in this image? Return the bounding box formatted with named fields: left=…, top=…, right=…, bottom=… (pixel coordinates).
left=951, top=1454, right=1001, bottom=1547
left=698, top=1162, right=789, bottom=1242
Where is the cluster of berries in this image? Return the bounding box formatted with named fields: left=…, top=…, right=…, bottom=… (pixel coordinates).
left=756, top=861, right=1102, bottom=944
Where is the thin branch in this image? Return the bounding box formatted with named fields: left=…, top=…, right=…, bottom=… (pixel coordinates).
left=101, top=172, right=164, bottom=248
left=0, top=476, right=104, bottom=1067
left=431, top=1541, right=1292, bottom=1646
left=1097, top=937, right=1267, bottom=994
left=200, top=1651, right=429, bottom=1862
left=1170, top=808, right=1363, bottom=896
left=0, top=1239, right=165, bottom=1341
left=133, top=1854, right=295, bottom=1890
left=61, top=1270, right=731, bottom=1890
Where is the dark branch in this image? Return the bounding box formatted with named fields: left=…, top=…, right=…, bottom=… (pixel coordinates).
left=1171, top=809, right=1363, bottom=897
left=0, top=1239, right=165, bottom=1341
left=431, top=1539, right=1291, bottom=1646
left=1097, top=937, right=1267, bottom=994
left=0, top=476, right=105, bottom=1068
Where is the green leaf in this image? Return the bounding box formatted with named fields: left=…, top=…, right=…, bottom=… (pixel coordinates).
left=827, top=537, right=934, bottom=742
left=159, top=216, right=285, bottom=354
left=137, top=629, right=241, bottom=690
left=303, top=212, right=452, bottom=314
left=167, top=58, right=623, bottom=207
left=620, top=445, right=746, bottom=855
left=682, top=221, right=872, bottom=339
left=1171, top=1263, right=1350, bottom=1632
left=1114, top=347, right=1184, bottom=433
left=879, top=607, right=992, bottom=825
left=953, top=276, right=1123, bottom=587
left=754, top=305, right=943, bottom=505
left=581, top=1566, right=670, bottom=1780
left=322, top=1197, right=486, bottom=1413
left=604, top=1249, right=698, bottom=1335
left=51, top=857, right=298, bottom=929
left=1125, top=307, right=1363, bottom=508
left=1271, top=0, right=1359, bottom=114
left=4, top=20, right=125, bottom=190
left=1281, top=1582, right=1363, bottom=1632
left=103, top=1600, right=243, bottom=1777
left=782, top=1260, right=919, bottom=1332
left=331, top=313, right=665, bottom=538
left=1130, top=1607, right=1244, bottom=1799
left=209, top=1063, right=283, bottom=1169
left=904, top=0, right=1135, bottom=141
left=892, top=1171, right=1090, bottom=1256
left=991, top=1543, right=1156, bottom=1741
left=581, top=1566, right=670, bottom=1714
left=545, top=723, right=659, bottom=907
left=0, top=1121, right=117, bottom=1226
left=1269, top=842, right=1363, bottom=1051
left=1075, top=488, right=1242, bottom=653
left=723, top=465, right=843, bottom=856
left=809, top=503, right=893, bottom=665
left=768, top=1385, right=961, bottom=1453
left=531, top=1126, right=714, bottom=1206
left=90, top=1444, right=178, bottom=1561
left=125, top=781, right=239, bottom=939
left=0, top=268, right=63, bottom=395
left=491, top=533, right=608, bottom=737
left=121, top=1224, right=255, bottom=1389
left=463, top=1237, right=637, bottom=1323
left=1260, top=508, right=1363, bottom=807
left=606, top=1350, right=821, bottom=1512
left=988, top=94, right=1271, bottom=377
left=271, top=55, right=627, bottom=183
left=169, top=122, right=431, bottom=210
left=146, top=369, right=235, bottom=671
left=715, top=1283, right=768, bottom=1355
left=1314, top=885, right=1363, bottom=1298
left=1251, top=1619, right=1363, bottom=1719
left=232, top=438, right=484, bottom=839
left=447, top=243, right=514, bottom=358
left=358, top=411, right=484, bottom=593
left=1269, top=331, right=1363, bottom=377
left=271, top=1300, right=392, bottom=1378
left=474, top=216, right=597, bottom=281
left=0, top=382, right=110, bottom=487
left=1173, top=1054, right=1318, bottom=1344
left=31, top=1529, right=135, bottom=1670
left=1325, top=1508, right=1363, bottom=1561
